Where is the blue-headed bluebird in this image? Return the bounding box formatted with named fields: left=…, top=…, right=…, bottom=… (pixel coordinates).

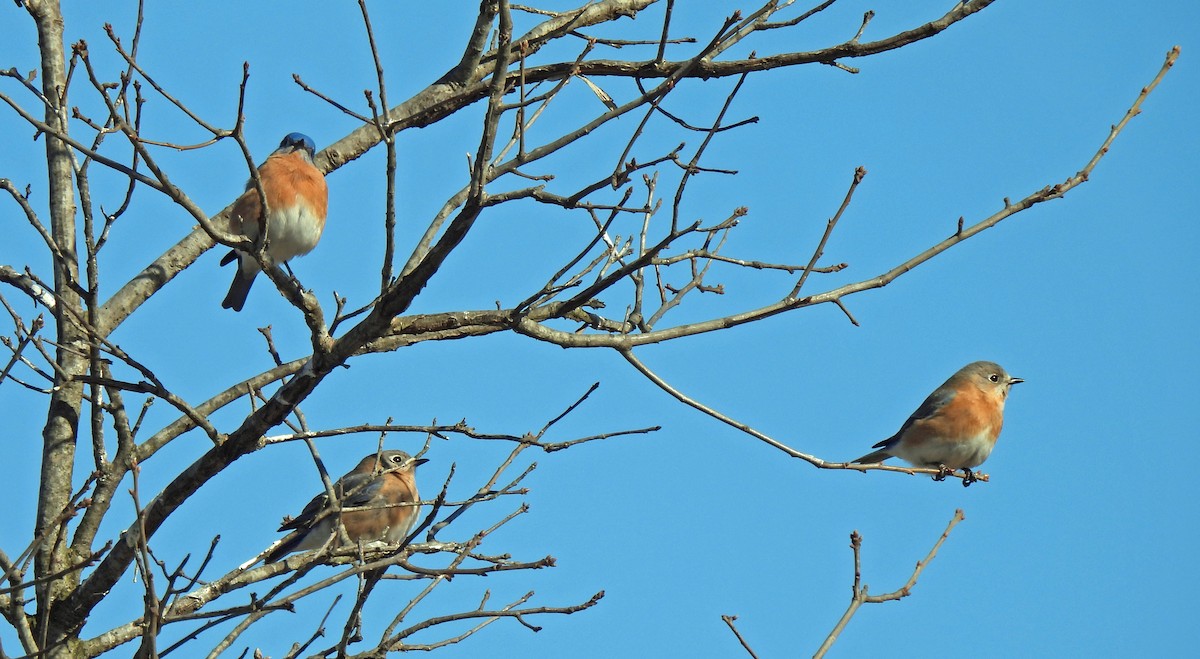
left=265, top=450, right=427, bottom=563
left=852, top=361, right=1022, bottom=485
left=220, top=132, right=328, bottom=311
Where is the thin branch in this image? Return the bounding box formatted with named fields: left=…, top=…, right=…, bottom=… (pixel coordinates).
left=721, top=614, right=760, bottom=659
left=617, top=348, right=979, bottom=482
left=814, top=509, right=965, bottom=657
left=790, top=166, right=865, bottom=297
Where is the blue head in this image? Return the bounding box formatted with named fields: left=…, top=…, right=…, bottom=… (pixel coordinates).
left=275, top=132, right=317, bottom=160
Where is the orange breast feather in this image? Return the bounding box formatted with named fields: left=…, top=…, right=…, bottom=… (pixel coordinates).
left=231, top=152, right=327, bottom=232
left=909, top=385, right=1001, bottom=444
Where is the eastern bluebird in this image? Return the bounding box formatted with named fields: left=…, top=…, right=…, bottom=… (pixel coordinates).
left=220, top=132, right=328, bottom=311
left=265, top=450, right=427, bottom=563
left=852, top=361, right=1023, bottom=485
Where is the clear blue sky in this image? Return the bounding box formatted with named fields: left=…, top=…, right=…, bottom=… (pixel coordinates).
left=2, top=1, right=1197, bottom=657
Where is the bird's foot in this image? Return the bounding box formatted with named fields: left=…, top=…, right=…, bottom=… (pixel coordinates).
left=933, top=464, right=952, bottom=481
left=961, top=468, right=977, bottom=487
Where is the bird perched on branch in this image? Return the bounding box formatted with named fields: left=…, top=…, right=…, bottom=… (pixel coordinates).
left=220, top=132, right=328, bottom=311
left=265, top=450, right=427, bottom=563
left=852, top=361, right=1023, bottom=486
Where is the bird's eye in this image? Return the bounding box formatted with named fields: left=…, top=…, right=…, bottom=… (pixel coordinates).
left=391, top=455, right=403, bottom=464
left=989, top=374, right=1000, bottom=382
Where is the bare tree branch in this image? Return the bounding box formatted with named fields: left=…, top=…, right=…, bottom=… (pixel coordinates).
left=1, top=1, right=1180, bottom=655
left=814, top=509, right=966, bottom=658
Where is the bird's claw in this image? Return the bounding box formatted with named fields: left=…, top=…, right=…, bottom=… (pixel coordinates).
left=961, top=468, right=977, bottom=487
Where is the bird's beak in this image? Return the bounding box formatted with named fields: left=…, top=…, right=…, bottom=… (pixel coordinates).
left=412, top=458, right=430, bottom=468
left=1010, top=377, right=1024, bottom=385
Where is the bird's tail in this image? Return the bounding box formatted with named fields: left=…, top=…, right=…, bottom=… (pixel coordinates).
left=221, top=257, right=256, bottom=312
left=852, top=448, right=893, bottom=465
left=263, top=535, right=299, bottom=564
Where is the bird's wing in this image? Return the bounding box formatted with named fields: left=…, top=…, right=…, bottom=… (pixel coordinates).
left=277, top=472, right=379, bottom=531
left=340, top=475, right=387, bottom=508
left=871, top=385, right=958, bottom=450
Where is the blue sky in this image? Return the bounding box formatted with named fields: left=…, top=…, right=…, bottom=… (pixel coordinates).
left=1, top=1, right=1197, bottom=657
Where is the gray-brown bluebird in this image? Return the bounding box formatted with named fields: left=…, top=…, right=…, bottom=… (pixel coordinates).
left=266, top=450, right=426, bottom=562
left=853, top=361, right=1023, bottom=485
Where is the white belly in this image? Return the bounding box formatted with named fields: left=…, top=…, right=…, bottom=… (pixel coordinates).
left=263, top=204, right=323, bottom=262
left=238, top=205, right=324, bottom=278
left=891, top=429, right=995, bottom=469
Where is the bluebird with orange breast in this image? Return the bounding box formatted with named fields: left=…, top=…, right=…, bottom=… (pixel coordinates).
left=852, top=361, right=1022, bottom=486
left=220, top=132, right=328, bottom=311
left=265, top=450, right=427, bottom=563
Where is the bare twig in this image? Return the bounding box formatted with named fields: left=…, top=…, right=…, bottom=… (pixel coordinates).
left=722, top=614, right=760, bottom=659
left=814, top=509, right=965, bottom=657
